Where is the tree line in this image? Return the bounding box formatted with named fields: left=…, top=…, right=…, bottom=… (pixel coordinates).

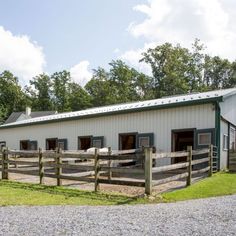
left=0, top=40, right=235, bottom=123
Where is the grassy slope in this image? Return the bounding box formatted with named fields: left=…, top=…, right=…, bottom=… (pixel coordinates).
left=0, top=172, right=235, bottom=206
left=162, top=172, right=236, bottom=202
left=0, top=181, right=146, bottom=206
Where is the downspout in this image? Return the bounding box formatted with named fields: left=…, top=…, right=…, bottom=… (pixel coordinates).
left=215, top=101, right=221, bottom=171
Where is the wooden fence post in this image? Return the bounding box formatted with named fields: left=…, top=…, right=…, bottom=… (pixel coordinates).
left=2, top=147, right=9, bottom=180
left=55, top=148, right=62, bottom=186
left=208, top=144, right=213, bottom=177
left=108, top=147, right=112, bottom=180
left=186, top=146, right=192, bottom=186
left=144, top=147, right=152, bottom=195
left=94, top=148, right=100, bottom=192
left=39, top=148, right=44, bottom=184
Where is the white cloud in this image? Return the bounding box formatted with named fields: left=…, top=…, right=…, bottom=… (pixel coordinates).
left=0, top=26, right=45, bottom=84
left=120, top=43, right=156, bottom=76
left=70, top=60, right=92, bottom=87
left=113, top=48, right=120, bottom=54
left=122, top=0, right=236, bottom=72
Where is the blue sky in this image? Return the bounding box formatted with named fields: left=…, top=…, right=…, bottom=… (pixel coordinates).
left=0, top=0, right=144, bottom=72
left=1, top=0, right=236, bottom=85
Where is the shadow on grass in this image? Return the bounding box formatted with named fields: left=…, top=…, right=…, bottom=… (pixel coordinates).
left=0, top=180, right=142, bottom=205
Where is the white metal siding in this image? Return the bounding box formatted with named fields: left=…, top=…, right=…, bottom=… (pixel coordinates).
left=220, top=119, right=229, bottom=169
left=220, top=95, right=236, bottom=126
left=0, top=104, right=215, bottom=155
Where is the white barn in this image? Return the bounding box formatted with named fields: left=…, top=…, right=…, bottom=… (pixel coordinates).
left=0, top=88, right=236, bottom=169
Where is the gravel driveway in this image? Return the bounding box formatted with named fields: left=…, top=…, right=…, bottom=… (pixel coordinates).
left=0, top=195, right=235, bottom=236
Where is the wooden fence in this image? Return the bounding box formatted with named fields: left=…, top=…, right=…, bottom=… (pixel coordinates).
left=0, top=145, right=213, bottom=195
left=229, top=151, right=236, bottom=172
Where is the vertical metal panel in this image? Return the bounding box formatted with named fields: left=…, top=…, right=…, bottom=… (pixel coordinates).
left=220, top=120, right=229, bottom=169
left=220, top=95, right=236, bottom=125
left=0, top=104, right=215, bottom=155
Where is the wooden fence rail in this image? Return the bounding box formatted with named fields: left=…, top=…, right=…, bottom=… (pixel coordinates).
left=229, top=151, right=236, bottom=172
left=0, top=145, right=214, bottom=195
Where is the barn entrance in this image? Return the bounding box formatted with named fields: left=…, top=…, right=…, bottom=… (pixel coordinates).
left=46, top=138, right=58, bottom=150
left=119, top=133, right=137, bottom=150
left=172, top=129, right=194, bottom=163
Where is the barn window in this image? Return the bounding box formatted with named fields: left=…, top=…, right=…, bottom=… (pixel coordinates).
left=46, top=138, right=58, bottom=150
left=30, top=141, right=38, bottom=150
left=198, top=133, right=211, bottom=145
left=119, top=133, right=137, bottom=150
left=0, top=141, right=6, bottom=150
left=78, top=136, right=104, bottom=150
left=20, top=140, right=38, bottom=150
left=223, top=134, right=228, bottom=151
left=92, top=136, right=104, bottom=148
left=20, top=140, right=30, bottom=150
left=78, top=136, right=92, bottom=150
left=196, top=129, right=215, bottom=148
left=137, top=133, right=154, bottom=148
left=58, top=139, right=68, bottom=150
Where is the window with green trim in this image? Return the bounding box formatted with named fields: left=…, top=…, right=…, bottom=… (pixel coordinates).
left=30, top=141, right=38, bottom=150
left=198, top=133, right=211, bottom=145
left=196, top=129, right=215, bottom=148
left=137, top=133, right=154, bottom=148
left=0, top=141, right=6, bottom=150
left=92, top=136, right=104, bottom=148
left=223, top=134, right=228, bottom=151
left=20, top=140, right=38, bottom=150
left=58, top=139, right=68, bottom=150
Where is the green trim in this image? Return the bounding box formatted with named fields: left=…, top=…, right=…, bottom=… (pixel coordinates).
left=137, top=133, right=154, bottom=148
left=91, top=136, right=104, bottom=148
left=30, top=140, right=38, bottom=150
left=58, top=139, right=68, bottom=150
left=195, top=128, right=215, bottom=149
left=215, top=102, right=221, bottom=170
left=0, top=97, right=223, bottom=130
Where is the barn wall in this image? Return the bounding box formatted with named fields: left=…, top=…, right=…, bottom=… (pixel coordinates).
left=0, top=104, right=215, bottom=157
left=220, top=119, right=229, bottom=169
left=220, top=94, right=236, bottom=126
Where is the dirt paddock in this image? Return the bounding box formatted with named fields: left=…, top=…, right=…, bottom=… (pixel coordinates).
left=0, top=170, right=204, bottom=196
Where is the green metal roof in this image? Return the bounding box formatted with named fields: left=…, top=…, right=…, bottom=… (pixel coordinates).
left=1, top=88, right=235, bottom=129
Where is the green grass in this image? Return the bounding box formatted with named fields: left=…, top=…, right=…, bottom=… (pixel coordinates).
left=0, top=172, right=235, bottom=206
left=0, top=181, right=148, bottom=206
left=162, top=172, right=236, bottom=202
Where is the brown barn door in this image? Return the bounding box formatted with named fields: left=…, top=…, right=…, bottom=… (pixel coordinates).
left=172, top=129, right=194, bottom=163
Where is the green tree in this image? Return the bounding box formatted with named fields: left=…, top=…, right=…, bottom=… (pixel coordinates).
left=0, top=71, right=28, bottom=123
left=26, top=73, right=53, bottom=111
left=68, top=82, right=92, bottom=111
left=141, top=41, right=205, bottom=98
left=51, top=70, right=71, bottom=112
left=108, top=60, right=153, bottom=102
left=228, top=61, right=236, bottom=88
left=85, top=61, right=153, bottom=106
left=204, top=56, right=233, bottom=89
left=85, top=68, right=115, bottom=106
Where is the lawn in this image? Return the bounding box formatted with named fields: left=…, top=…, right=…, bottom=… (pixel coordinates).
left=0, top=181, right=146, bottom=206
left=0, top=172, right=235, bottom=206
left=162, top=172, right=236, bottom=202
